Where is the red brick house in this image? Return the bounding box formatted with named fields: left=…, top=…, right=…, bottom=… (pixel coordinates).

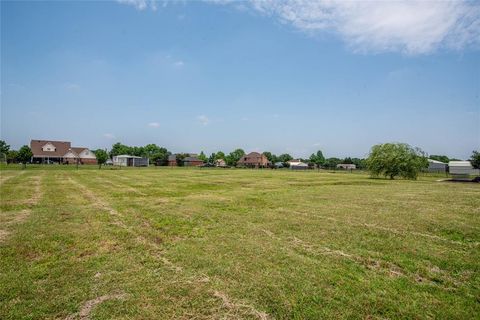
left=237, top=152, right=270, bottom=168
left=30, top=140, right=97, bottom=165
left=183, top=156, right=204, bottom=167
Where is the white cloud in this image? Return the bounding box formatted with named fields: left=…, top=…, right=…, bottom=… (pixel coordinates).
left=148, top=122, right=160, bottom=127
left=103, top=133, right=115, bottom=139
left=118, top=0, right=479, bottom=54
left=248, top=0, right=480, bottom=54
left=173, top=60, right=184, bottom=67
left=117, top=0, right=157, bottom=11
left=197, top=115, right=210, bottom=126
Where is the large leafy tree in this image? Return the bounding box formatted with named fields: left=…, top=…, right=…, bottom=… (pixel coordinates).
left=94, top=149, right=109, bottom=169
left=309, top=150, right=325, bottom=166
left=225, top=149, right=245, bottom=166
left=198, top=151, right=207, bottom=162
left=110, top=143, right=131, bottom=157
left=0, top=140, right=10, bottom=161
left=366, top=143, right=428, bottom=180
left=16, top=145, right=33, bottom=169
left=215, top=151, right=225, bottom=160
left=470, top=150, right=480, bottom=169
left=277, top=153, right=293, bottom=163
left=7, top=150, right=18, bottom=164
left=263, top=152, right=278, bottom=164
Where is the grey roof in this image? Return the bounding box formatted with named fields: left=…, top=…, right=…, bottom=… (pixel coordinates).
left=184, top=156, right=202, bottom=162
left=115, top=155, right=143, bottom=159
left=168, top=154, right=177, bottom=161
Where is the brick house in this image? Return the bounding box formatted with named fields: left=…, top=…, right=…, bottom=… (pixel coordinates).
left=168, top=154, right=177, bottom=166
left=30, top=140, right=97, bottom=165
left=237, top=152, right=270, bottom=168
left=183, top=156, right=204, bottom=167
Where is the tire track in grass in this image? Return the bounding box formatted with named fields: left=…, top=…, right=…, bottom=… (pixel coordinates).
left=66, top=175, right=271, bottom=320
left=0, top=172, right=43, bottom=243
left=0, top=170, right=25, bottom=186
left=261, top=228, right=466, bottom=290
left=291, top=210, right=478, bottom=247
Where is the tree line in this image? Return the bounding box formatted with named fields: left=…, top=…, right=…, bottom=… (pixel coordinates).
left=1, top=140, right=478, bottom=180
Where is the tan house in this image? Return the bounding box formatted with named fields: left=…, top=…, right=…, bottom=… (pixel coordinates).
left=237, top=152, right=270, bottom=168
left=215, top=159, right=227, bottom=167
left=31, top=140, right=97, bottom=165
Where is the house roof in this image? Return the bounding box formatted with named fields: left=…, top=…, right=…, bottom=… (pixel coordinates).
left=72, top=147, right=88, bottom=154
left=237, top=152, right=270, bottom=164
left=428, top=159, right=446, bottom=164
left=449, top=161, right=472, bottom=167
left=291, top=161, right=308, bottom=167
left=168, top=154, right=177, bottom=161
left=31, top=140, right=71, bottom=157
left=115, top=155, right=143, bottom=159
left=184, top=156, right=202, bottom=162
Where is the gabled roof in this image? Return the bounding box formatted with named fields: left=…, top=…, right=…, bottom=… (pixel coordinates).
left=31, top=140, right=71, bottom=157
left=72, top=147, right=88, bottom=154
left=168, top=154, right=177, bottom=161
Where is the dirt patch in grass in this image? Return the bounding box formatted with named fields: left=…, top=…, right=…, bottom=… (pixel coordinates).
left=213, top=290, right=270, bottom=320
left=0, top=229, right=11, bottom=243
left=64, top=293, right=127, bottom=320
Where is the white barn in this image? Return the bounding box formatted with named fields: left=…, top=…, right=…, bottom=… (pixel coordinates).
left=448, top=161, right=479, bottom=177
left=112, top=155, right=149, bottom=167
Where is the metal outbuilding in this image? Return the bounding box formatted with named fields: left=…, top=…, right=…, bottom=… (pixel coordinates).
left=448, top=161, right=479, bottom=177
left=427, top=159, right=447, bottom=173
left=112, top=155, right=149, bottom=167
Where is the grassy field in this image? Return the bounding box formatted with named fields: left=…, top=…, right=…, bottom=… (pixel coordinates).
left=0, top=166, right=479, bottom=319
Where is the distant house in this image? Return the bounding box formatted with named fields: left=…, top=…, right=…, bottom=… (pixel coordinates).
left=449, top=161, right=479, bottom=177
left=184, top=156, right=204, bottom=167
left=237, top=152, right=270, bottom=168
left=215, top=159, right=227, bottom=167
left=30, top=140, right=97, bottom=165
left=112, top=155, right=149, bottom=167
left=168, top=154, right=177, bottom=166
left=289, top=160, right=309, bottom=170
left=427, top=159, right=447, bottom=173
left=337, top=164, right=356, bottom=170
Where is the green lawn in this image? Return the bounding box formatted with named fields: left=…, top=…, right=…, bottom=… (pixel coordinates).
left=1, top=166, right=479, bottom=319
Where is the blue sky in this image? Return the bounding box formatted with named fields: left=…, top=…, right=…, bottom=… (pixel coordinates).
left=1, top=0, right=479, bottom=159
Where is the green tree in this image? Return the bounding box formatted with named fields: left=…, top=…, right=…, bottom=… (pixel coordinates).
left=0, top=140, right=10, bottom=162
left=16, top=145, right=33, bottom=169
left=309, top=150, right=325, bottom=166
left=429, top=155, right=449, bottom=164
left=198, top=151, right=207, bottom=162
left=208, top=153, right=216, bottom=164
left=110, top=143, right=131, bottom=157
left=151, top=150, right=170, bottom=166
left=215, top=151, right=225, bottom=160
left=225, top=149, right=245, bottom=166
left=277, top=153, right=293, bottom=163
left=366, top=143, right=428, bottom=180
left=94, top=149, right=109, bottom=169
left=7, top=150, right=18, bottom=164
left=470, top=150, right=480, bottom=169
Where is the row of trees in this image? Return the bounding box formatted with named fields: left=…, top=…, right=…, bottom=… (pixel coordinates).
left=1, top=140, right=478, bottom=180
left=0, top=141, right=33, bottom=169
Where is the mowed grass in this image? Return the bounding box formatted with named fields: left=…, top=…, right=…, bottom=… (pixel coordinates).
left=0, top=166, right=479, bottom=319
